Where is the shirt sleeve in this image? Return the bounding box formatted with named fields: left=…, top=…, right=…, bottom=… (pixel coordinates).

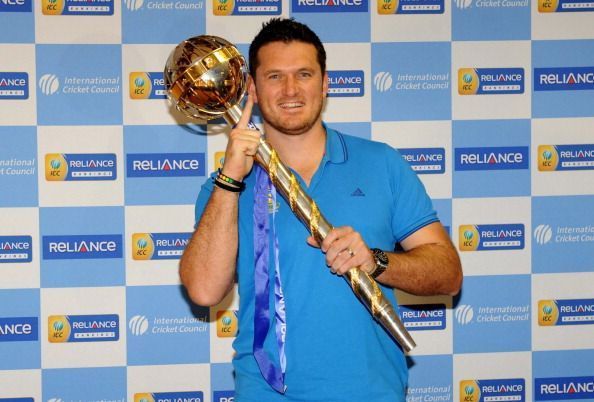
left=386, top=145, right=439, bottom=242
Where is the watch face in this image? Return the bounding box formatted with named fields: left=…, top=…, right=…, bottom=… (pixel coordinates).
left=373, top=248, right=389, bottom=267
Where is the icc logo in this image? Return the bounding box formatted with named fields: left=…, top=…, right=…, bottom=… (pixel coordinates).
left=538, top=300, right=558, bottom=326
left=458, top=69, right=478, bottom=95
left=39, top=74, right=60, bottom=95
left=217, top=310, right=237, bottom=337
left=48, top=315, right=71, bottom=343
left=455, top=0, right=472, bottom=8
left=534, top=224, right=552, bottom=245
left=458, top=225, right=478, bottom=251
left=538, top=0, right=557, bottom=12
left=45, top=153, right=67, bottom=181
left=42, top=0, right=64, bottom=15
left=213, top=0, right=234, bottom=15
left=129, top=315, right=149, bottom=335
left=124, top=0, right=145, bottom=10
left=455, top=305, right=474, bottom=325
left=129, top=72, right=152, bottom=99
left=459, top=380, right=480, bottom=402
left=373, top=72, right=392, bottom=92
left=377, top=0, right=396, bottom=14
left=132, top=233, right=154, bottom=260
left=538, top=145, right=558, bottom=171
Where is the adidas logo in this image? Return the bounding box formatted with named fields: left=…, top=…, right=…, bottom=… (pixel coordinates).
left=351, top=188, right=365, bottom=197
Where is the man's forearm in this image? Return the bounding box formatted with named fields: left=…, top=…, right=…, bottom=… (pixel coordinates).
left=376, top=242, right=462, bottom=296
left=180, top=187, right=240, bottom=306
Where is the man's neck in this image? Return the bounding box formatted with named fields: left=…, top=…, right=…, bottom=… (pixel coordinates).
left=264, top=123, right=327, bottom=186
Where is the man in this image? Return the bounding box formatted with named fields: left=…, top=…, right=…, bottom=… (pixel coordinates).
left=180, top=18, right=462, bottom=401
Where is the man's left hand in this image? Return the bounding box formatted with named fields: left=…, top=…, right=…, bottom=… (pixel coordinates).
left=306, top=226, right=375, bottom=276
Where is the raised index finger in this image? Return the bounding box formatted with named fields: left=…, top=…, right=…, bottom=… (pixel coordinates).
left=236, top=95, right=254, bottom=130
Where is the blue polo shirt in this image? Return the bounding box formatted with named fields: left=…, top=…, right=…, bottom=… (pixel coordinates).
left=195, top=127, right=438, bottom=401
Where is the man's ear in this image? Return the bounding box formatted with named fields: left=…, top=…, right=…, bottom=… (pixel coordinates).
left=247, top=75, right=257, bottom=103
left=322, top=71, right=328, bottom=97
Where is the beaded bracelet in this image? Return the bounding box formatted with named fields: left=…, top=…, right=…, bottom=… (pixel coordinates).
left=217, top=169, right=246, bottom=191
left=213, top=177, right=243, bottom=193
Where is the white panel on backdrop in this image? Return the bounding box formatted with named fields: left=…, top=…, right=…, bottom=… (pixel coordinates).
left=372, top=121, right=452, bottom=200
left=371, top=1, right=451, bottom=42
left=532, top=272, right=594, bottom=351
left=127, top=364, right=211, bottom=401
left=532, top=117, right=594, bottom=196
left=453, top=352, right=532, bottom=402
left=531, top=2, right=594, bottom=40
left=0, top=44, right=37, bottom=126
left=0, top=208, right=40, bottom=289
left=452, top=197, right=531, bottom=276
left=205, top=2, right=289, bottom=44
left=123, top=44, right=196, bottom=126
left=40, top=286, right=127, bottom=368
left=37, top=125, right=124, bottom=207
left=125, top=204, right=195, bottom=286
left=34, top=1, right=122, bottom=44
left=0, top=369, right=41, bottom=399
left=452, top=41, right=531, bottom=120
left=210, top=285, right=239, bottom=363
left=323, top=43, right=371, bottom=123
left=396, top=291, right=453, bottom=356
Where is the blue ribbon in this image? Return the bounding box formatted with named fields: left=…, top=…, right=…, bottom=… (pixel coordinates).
left=253, top=165, right=287, bottom=394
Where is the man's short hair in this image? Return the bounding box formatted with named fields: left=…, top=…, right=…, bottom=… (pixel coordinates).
left=249, top=18, right=327, bottom=78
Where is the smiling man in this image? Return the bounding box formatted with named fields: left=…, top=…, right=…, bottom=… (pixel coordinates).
left=180, top=18, right=462, bottom=402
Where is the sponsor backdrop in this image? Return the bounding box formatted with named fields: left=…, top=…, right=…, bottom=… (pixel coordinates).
left=1, top=0, right=593, bottom=401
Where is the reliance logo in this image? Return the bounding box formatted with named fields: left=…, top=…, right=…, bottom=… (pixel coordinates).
left=42, top=234, right=123, bottom=260
left=292, top=0, right=366, bottom=12
left=127, top=153, right=205, bottom=178
left=535, top=376, right=594, bottom=400
left=327, top=70, right=364, bottom=97
left=0, top=317, right=38, bottom=342
left=535, top=67, right=594, bottom=91
left=455, top=146, right=529, bottom=171
left=0, top=72, right=29, bottom=99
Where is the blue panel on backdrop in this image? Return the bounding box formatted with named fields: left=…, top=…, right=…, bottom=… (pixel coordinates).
left=42, top=367, right=126, bottom=402
left=452, top=0, right=530, bottom=41
left=122, top=0, right=205, bottom=44
left=532, top=40, right=594, bottom=118
left=36, top=45, right=122, bottom=125
left=372, top=42, right=451, bottom=121
left=124, top=124, right=208, bottom=205
left=407, top=355, right=453, bottom=402
left=0, top=126, right=38, bottom=207
left=453, top=119, right=531, bottom=198
left=453, top=275, right=531, bottom=353
left=0, top=289, right=40, bottom=369
left=39, top=207, right=125, bottom=287
left=0, top=0, right=34, bottom=43
left=126, top=285, right=210, bottom=365
left=532, top=195, right=594, bottom=273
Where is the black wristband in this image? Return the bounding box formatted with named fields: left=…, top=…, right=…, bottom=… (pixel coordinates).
left=213, top=177, right=243, bottom=193
left=217, top=169, right=246, bottom=191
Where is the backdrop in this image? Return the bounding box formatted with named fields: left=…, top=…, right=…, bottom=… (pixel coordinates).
left=1, top=0, right=594, bottom=401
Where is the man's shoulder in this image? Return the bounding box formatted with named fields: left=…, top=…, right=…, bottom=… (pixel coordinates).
left=328, top=127, right=394, bottom=156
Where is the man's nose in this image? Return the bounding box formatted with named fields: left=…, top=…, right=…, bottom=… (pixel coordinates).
left=282, top=75, right=298, bottom=96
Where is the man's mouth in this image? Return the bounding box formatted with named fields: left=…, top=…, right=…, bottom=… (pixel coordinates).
left=279, top=101, right=304, bottom=109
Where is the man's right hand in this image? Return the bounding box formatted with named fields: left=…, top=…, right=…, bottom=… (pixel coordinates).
left=221, top=95, right=261, bottom=182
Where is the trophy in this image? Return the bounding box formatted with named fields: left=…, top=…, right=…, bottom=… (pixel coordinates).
left=164, top=35, right=416, bottom=352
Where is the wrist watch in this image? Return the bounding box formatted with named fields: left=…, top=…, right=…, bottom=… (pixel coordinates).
left=369, top=248, right=389, bottom=279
